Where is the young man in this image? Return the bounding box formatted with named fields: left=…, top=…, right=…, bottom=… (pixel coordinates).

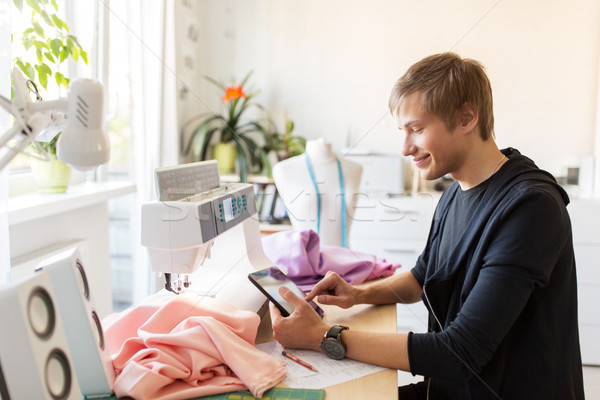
left=269, top=53, right=585, bottom=399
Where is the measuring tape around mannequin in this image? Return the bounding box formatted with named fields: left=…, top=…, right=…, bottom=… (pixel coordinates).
left=304, top=154, right=348, bottom=248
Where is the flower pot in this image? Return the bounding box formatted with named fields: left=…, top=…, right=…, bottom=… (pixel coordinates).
left=31, top=157, right=72, bottom=194
left=213, top=143, right=237, bottom=174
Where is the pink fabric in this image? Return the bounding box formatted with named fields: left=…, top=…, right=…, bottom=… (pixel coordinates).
left=102, top=291, right=286, bottom=400
left=262, top=229, right=401, bottom=290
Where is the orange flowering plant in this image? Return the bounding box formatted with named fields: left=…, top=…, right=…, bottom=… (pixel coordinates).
left=182, top=72, right=271, bottom=182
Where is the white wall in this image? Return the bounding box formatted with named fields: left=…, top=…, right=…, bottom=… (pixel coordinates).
left=182, top=0, right=600, bottom=176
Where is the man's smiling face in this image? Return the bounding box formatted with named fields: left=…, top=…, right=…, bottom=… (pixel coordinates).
left=395, top=91, right=467, bottom=182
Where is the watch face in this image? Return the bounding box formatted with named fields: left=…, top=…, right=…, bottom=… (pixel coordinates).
left=321, top=339, right=345, bottom=360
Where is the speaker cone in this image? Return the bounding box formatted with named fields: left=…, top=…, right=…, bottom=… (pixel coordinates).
left=28, top=287, right=55, bottom=340
left=90, top=310, right=105, bottom=350
left=45, top=349, right=72, bottom=400
left=75, top=259, right=90, bottom=301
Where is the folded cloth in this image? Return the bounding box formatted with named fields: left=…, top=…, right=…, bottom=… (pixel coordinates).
left=262, top=229, right=401, bottom=290
left=102, top=291, right=286, bottom=400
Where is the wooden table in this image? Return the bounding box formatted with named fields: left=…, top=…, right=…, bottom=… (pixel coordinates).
left=256, top=302, right=398, bottom=400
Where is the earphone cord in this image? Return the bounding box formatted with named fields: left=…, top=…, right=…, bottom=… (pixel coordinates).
left=422, top=285, right=503, bottom=400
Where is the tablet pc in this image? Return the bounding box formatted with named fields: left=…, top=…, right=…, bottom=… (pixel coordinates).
left=248, top=266, right=324, bottom=318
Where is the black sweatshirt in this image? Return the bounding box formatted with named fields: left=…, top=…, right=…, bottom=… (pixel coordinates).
left=408, top=148, right=585, bottom=399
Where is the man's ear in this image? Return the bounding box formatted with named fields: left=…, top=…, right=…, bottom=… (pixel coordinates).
left=458, top=102, right=479, bottom=133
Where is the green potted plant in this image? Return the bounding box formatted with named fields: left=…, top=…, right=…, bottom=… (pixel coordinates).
left=262, top=118, right=306, bottom=161
left=11, top=0, right=88, bottom=193
left=181, top=72, right=271, bottom=182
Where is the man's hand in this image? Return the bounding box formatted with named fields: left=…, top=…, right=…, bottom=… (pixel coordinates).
left=304, top=271, right=360, bottom=309
left=270, top=286, right=329, bottom=351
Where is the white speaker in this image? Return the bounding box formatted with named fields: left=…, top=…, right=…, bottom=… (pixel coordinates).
left=36, top=247, right=115, bottom=397
left=0, top=270, right=82, bottom=399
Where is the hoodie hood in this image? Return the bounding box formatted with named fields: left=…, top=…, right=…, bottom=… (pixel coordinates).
left=424, top=147, right=569, bottom=285
left=497, top=147, right=569, bottom=206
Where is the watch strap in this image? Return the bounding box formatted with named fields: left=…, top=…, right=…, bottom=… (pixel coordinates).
left=324, top=324, right=349, bottom=340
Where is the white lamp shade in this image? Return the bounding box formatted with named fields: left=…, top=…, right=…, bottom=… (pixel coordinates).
left=57, top=79, right=110, bottom=171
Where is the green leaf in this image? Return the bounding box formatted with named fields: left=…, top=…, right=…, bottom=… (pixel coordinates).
left=71, top=46, right=79, bottom=62
left=68, top=34, right=82, bottom=48
left=51, top=14, right=68, bottom=31
left=23, top=27, right=34, bottom=35
left=54, top=71, right=68, bottom=88
left=13, top=0, right=23, bottom=12
left=50, top=0, right=57, bottom=10
left=36, top=47, right=43, bottom=63
left=25, top=62, right=35, bottom=80
left=50, top=38, right=61, bottom=57
left=182, top=115, right=224, bottom=156
left=15, top=59, right=28, bottom=77
left=59, top=47, right=68, bottom=62
left=235, top=140, right=249, bottom=182
left=286, top=119, right=295, bottom=135
left=32, top=21, right=44, bottom=37
left=23, top=38, right=33, bottom=50
left=80, top=49, right=88, bottom=64
left=39, top=62, right=52, bottom=75
left=40, top=10, right=52, bottom=26
left=43, top=51, right=54, bottom=63
left=35, top=65, right=49, bottom=89
left=33, top=39, right=48, bottom=50
left=205, top=75, right=226, bottom=92
left=25, top=0, right=42, bottom=13
left=239, top=70, right=253, bottom=88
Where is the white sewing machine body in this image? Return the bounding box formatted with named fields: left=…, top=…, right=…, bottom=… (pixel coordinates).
left=141, top=161, right=276, bottom=312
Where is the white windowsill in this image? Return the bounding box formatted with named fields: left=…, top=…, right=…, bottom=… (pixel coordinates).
left=7, top=181, right=137, bottom=225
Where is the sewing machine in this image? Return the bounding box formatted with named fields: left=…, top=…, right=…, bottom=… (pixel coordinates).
left=141, top=160, right=275, bottom=312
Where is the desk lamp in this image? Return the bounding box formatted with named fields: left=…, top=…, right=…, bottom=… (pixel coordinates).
left=0, top=67, right=109, bottom=172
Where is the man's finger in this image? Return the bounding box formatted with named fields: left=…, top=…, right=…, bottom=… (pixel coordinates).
left=305, top=273, right=336, bottom=302
left=269, top=300, right=282, bottom=323
left=279, top=286, right=304, bottom=307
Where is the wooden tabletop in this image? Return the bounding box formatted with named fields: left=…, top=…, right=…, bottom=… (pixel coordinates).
left=256, top=302, right=398, bottom=400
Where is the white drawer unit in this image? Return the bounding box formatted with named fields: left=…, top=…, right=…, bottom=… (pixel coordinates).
left=568, top=198, right=600, bottom=365
left=350, top=193, right=438, bottom=267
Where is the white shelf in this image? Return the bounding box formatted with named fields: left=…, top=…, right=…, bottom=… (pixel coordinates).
left=7, top=181, right=136, bottom=225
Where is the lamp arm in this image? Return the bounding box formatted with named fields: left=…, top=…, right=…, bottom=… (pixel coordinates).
left=29, top=98, right=68, bottom=114
left=0, top=94, right=12, bottom=115
left=0, top=128, right=33, bottom=171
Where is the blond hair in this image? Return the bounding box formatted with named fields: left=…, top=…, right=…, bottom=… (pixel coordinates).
left=389, top=52, right=495, bottom=140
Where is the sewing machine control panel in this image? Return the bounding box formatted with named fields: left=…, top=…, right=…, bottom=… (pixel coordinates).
left=219, top=194, right=248, bottom=223
left=196, top=184, right=256, bottom=242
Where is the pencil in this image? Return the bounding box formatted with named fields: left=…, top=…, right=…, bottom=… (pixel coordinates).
left=281, top=350, right=318, bottom=372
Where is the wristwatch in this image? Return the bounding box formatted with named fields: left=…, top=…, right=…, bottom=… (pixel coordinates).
left=320, top=325, right=349, bottom=360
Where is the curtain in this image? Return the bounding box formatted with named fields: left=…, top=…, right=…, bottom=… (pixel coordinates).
left=117, top=0, right=178, bottom=302
left=1, top=0, right=11, bottom=285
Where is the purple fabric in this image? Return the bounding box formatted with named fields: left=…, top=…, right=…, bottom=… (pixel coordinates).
left=261, top=229, right=401, bottom=291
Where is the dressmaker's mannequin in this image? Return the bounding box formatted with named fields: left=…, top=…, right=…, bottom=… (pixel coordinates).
left=272, top=139, right=362, bottom=247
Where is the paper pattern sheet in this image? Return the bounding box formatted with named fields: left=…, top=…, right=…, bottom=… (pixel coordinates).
left=256, top=341, right=387, bottom=389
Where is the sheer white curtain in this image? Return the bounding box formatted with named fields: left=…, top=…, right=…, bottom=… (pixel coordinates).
left=113, top=0, right=179, bottom=302
left=0, top=0, right=11, bottom=285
